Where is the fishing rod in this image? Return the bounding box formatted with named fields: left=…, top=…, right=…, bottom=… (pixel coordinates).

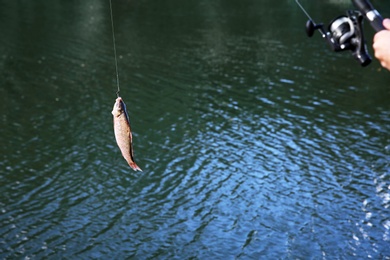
left=352, top=0, right=384, bottom=32
left=295, top=0, right=385, bottom=67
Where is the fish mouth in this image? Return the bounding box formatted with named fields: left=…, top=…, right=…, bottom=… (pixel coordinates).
left=114, top=97, right=126, bottom=114
left=115, top=97, right=122, bottom=107
left=112, top=97, right=123, bottom=117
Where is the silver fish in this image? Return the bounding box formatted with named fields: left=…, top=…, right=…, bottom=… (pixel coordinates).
left=112, top=97, right=142, bottom=171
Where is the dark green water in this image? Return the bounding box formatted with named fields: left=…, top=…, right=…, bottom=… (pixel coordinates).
left=1, top=0, right=390, bottom=258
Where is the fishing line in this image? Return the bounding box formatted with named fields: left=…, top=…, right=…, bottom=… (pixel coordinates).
left=295, top=0, right=314, bottom=21
left=109, top=0, right=120, bottom=97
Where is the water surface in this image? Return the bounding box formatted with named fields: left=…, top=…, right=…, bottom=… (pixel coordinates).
left=1, top=0, right=390, bottom=258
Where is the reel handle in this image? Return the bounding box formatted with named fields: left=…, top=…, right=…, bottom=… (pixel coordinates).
left=305, top=20, right=324, bottom=37
left=352, top=0, right=385, bottom=32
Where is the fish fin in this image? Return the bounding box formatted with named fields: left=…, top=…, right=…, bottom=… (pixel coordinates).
left=129, top=162, right=142, bottom=172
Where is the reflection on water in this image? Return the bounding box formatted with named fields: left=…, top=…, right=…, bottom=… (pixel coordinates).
left=1, top=0, right=390, bottom=258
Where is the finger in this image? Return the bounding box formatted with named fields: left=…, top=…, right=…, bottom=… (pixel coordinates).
left=383, top=18, right=390, bottom=30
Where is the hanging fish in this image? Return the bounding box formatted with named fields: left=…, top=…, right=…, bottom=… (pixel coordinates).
left=112, top=97, right=142, bottom=171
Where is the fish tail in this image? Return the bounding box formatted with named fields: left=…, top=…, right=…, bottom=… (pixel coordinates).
left=129, top=162, right=142, bottom=172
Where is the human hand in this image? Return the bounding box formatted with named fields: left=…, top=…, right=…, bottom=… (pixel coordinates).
left=373, top=18, right=390, bottom=71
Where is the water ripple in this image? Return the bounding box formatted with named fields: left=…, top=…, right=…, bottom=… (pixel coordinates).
left=1, top=0, right=390, bottom=258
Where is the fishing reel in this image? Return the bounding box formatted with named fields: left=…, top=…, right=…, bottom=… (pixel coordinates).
left=306, top=10, right=371, bottom=66
left=297, top=0, right=385, bottom=67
